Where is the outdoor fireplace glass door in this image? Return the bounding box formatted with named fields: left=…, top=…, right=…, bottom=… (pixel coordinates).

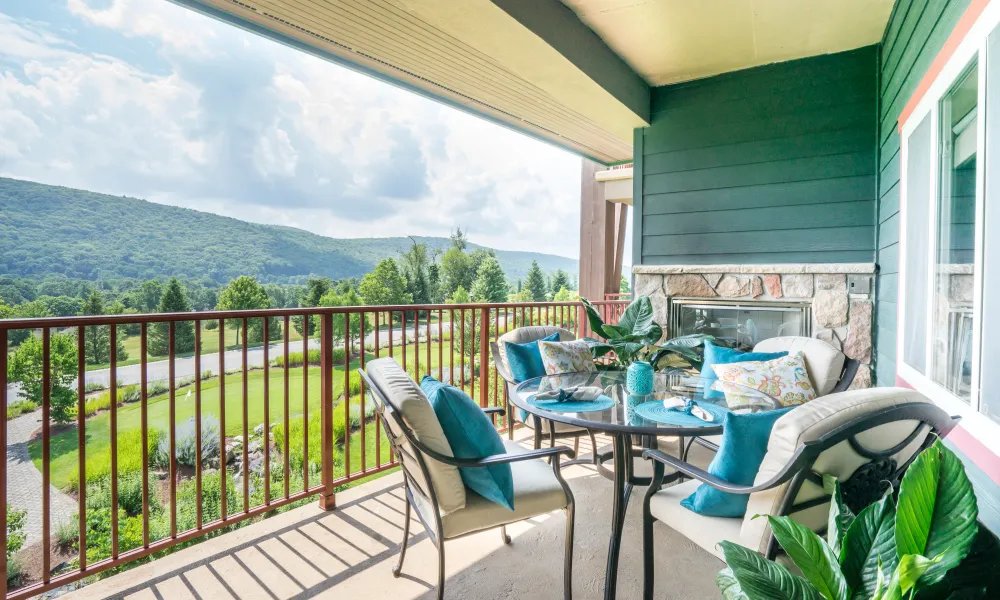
left=669, top=299, right=812, bottom=352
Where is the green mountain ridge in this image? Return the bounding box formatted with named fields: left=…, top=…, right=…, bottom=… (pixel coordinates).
left=0, top=177, right=577, bottom=284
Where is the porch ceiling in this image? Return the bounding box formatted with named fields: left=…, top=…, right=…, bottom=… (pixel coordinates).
left=560, top=0, right=895, bottom=85
left=174, top=0, right=647, bottom=164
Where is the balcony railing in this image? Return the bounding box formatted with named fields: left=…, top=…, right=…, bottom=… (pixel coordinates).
left=0, top=299, right=627, bottom=599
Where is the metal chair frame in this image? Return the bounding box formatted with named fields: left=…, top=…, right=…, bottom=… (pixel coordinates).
left=358, top=367, right=577, bottom=600
left=640, top=402, right=959, bottom=600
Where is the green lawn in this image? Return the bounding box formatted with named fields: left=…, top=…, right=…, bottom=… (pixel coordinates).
left=31, top=336, right=476, bottom=491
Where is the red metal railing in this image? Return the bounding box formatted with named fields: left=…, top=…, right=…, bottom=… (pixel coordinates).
left=0, top=299, right=626, bottom=599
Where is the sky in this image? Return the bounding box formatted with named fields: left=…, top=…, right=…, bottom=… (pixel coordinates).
left=0, top=0, right=625, bottom=261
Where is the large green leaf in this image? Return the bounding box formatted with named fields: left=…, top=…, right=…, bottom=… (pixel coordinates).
left=616, top=296, right=656, bottom=336
left=767, top=516, right=849, bottom=600
left=823, top=474, right=856, bottom=557
left=582, top=338, right=615, bottom=359
left=841, top=492, right=897, bottom=599
left=720, top=541, right=825, bottom=600
left=580, top=297, right=611, bottom=340
left=876, top=555, right=938, bottom=600
left=717, top=568, right=750, bottom=600
left=896, top=441, right=979, bottom=586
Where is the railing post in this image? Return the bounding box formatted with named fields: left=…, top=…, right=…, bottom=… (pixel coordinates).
left=479, top=306, right=489, bottom=409
left=319, top=312, right=336, bottom=510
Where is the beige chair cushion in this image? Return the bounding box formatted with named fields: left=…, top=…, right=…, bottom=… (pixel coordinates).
left=648, top=479, right=741, bottom=561
left=754, top=336, right=846, bottom=396
left=366, top=358, right=466, bottom=515
left=441, top=440, right=570, bottom=538
left=740, top=387, right=933, bottom=554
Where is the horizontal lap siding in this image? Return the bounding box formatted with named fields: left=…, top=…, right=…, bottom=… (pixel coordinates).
left=640, top=47, right=877, bottom=265
left=874, top=0, right=971, bottom=386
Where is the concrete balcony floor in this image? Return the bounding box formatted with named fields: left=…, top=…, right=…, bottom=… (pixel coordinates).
left=64, top=433, right=722, bottom=600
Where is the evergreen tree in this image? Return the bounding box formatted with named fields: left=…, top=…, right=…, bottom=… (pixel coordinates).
left=449, top=227, right=468, bottom=251
left=294, top=277, right=331, bottom=337
left=620, top=275, right=631, bottom=294
left=80, top=290, right=128, bottom=365
left=549, top=270, right=570, bottom=299
left=400, top=240, right=431, bottom=305
left=150, top=278, right=195, bottom=355
left=439, top=246, right=473, bottom=299
left=470, top=256, right=508, bottom=302
left=523, top=260, right=547, bottom=302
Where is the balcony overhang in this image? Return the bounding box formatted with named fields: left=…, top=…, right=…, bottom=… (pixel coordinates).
left=170, top=0, right=649, bottom=164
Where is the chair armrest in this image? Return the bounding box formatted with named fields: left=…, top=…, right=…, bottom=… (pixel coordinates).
left=447, top=445, right=575, bottom=468
left=482, top=407, right=506, bottom=417
left=642, top=449, right=776, bottom=495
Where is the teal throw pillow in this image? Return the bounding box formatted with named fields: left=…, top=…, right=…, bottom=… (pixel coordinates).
left=680, top=407, right=793, bottom=517
left=504, top=332, right=560, bottom=382
left=701, top=342, right=787, bottom=399
left=420, top=376, right=514, bottom=510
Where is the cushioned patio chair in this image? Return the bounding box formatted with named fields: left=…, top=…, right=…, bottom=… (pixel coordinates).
left=641, top=387, right=957, bottom=600
left=490, top=326, right=597, bottom=460
left=695, top=335, right=861, bottom=453
left=359, top=358, right=577, bottom=600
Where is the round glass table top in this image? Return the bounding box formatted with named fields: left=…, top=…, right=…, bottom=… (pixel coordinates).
left=511, top=370, right=782, bottom=436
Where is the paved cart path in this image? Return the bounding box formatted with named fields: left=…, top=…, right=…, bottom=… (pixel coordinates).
left=6, top=409, right=77, bottom=547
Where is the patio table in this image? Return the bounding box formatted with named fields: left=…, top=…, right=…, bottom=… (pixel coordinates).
left=512, top=370, right=779, bottom=600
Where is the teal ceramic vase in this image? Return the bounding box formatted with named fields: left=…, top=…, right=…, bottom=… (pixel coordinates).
left=626, top=361, right=654, bottom=396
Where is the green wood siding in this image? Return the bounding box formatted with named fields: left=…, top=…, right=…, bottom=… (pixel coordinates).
left=637, top=47, right=878, bottom=265
left=875, top=0, right=972, bottom=386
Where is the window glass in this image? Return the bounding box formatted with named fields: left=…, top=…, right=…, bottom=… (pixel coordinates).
left=903, top=115, right=932, bottom=374
left=931, top=62, right=978, bottom=403
left=980, top=28, right=1000, bottom=421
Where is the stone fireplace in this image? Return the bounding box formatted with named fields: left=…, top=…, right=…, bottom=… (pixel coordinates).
left=633, top=264, right=876, bottom=389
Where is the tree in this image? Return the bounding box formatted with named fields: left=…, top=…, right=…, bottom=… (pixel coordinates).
left=439, top=246, right=473, bottom=300
left=620, top=275, right=630, bottom=294
left=80, top=291, right=128, bottom=365
left=39, top=295, right=82, bottom=317
left=8, top=331, right=78, bottom=423
left=400, top=239, right=432, bottom=305
left=7, top=300, right=51, bottom=346
left=449, top=227, right=468, bottom=251
left=131, top=280, right=164, bottom=312
left=318, top=288, right=367, bottom=348
left=359, top=259, right=411, bottom=326
left=523, top=260, right=547, bottom=302
left=553, top=287, right=579, bottom=302
left=107, top=299, right=140, bottom=336
left=549, top=270, right=570, bottom=299
left=447, top=286, right=470, bottom=304
left=216, top=276, right=272, bottom=345
left=427, top=263, right=441, bottom=303
left=470, top=256, right=508, bottom=302
left=294, top=278, right=331, bottom=337
left=150, top=278, right=195, bottom=355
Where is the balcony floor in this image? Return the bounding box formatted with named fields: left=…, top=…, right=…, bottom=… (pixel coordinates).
left=64, top=433, right=723, bottom=600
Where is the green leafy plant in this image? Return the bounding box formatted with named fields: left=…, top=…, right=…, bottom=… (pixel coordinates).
left=718, top=440, right=992, bottom=600
left=581, top=296, right=722, bottom=370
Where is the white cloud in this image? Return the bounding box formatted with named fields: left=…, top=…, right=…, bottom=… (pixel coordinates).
left=0, top=0, right=582, bottom=259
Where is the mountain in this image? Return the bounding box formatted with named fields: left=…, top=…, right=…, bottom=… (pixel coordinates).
left=0, top=178, right=577, bottom=284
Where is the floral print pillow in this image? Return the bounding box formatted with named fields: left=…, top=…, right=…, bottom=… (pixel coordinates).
left=712, top=352, right=817, bottom=407
left=538, top=340, right=597, bottom=375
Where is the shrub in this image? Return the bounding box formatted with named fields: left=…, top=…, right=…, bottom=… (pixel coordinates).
left=55, top=516, right=78, bottom=550
left=85, top=381, right=107, bottom=393
left=271, top=348, right=346, bottom=368
left=84, top=384, right=142, bottom=416
left=147, top=380, right=169, bottom=397
left=154, top=415, right=220, bottom=468
left=6, top=504, right=26, bottom=558
left=205, top=320, right=219, bottom=331
left=6, top=400, right=38, bottom=420
left=119, top=384, right=141, bottom=405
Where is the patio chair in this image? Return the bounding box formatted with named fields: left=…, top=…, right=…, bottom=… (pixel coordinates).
left=640, top=387, right=957, bottom=600
left=695, top=335, right=861, bottom=453
left=490, top=326, right=597, bottom=460
left=359, top=358, right=576, bottom=600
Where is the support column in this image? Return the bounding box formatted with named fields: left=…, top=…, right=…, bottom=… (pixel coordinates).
left=579, top=159, right=607, bottom=302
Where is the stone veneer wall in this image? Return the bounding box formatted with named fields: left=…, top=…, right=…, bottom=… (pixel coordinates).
left=633, top=266, right=875, bottom=389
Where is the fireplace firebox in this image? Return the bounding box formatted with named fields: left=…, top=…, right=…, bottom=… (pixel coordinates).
left=669, top=298, right=812, bottom=352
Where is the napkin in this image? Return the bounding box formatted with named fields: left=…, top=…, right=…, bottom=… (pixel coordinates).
left=532, top=386, right=605, bottom=404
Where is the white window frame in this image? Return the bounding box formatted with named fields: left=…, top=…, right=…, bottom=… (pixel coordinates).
left=898, top=1, right=1000, bottom=454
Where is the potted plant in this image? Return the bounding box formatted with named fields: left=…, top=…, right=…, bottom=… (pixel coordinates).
left=581, top=296, right=724, bottom=372
left=717, top=440, right=999, bottom=599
